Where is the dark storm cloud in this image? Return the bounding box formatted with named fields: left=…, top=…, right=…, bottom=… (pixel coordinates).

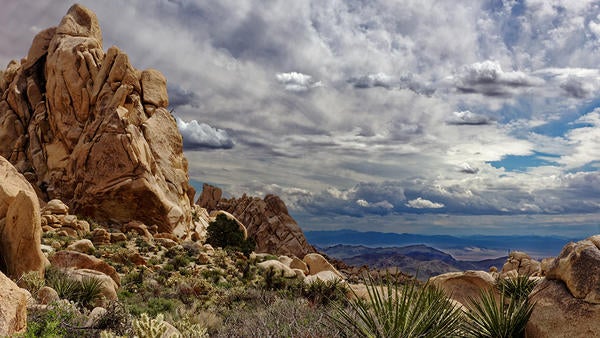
left=167, top=84, right=198, bottom=108
left=559, top=76, right=590, bottom=98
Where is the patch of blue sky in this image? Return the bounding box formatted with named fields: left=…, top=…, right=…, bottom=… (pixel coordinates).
left=566, top=161, right=600, bottom=174
left=489, top=152, right=560, bottom=172
left=531, top=99, right=600, bottom=137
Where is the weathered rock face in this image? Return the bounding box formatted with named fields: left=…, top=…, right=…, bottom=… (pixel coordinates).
left=0, top=156, right=48, bottom=278
left=0, top=271, right=28, bottom=336
left=429, top=270, right=496, bottom=307
left=0, top=4, right=193, bottom=235
left=527, top=279, right=600, bottom=338
left=197, top=184, right=315, bottom=257
left=546, top=235, right=600, bottom=304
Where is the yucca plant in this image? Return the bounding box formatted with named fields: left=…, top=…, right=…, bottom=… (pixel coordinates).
left=77, top=276, right=104, bottom=307
left=496, top=275, right=538, bottom=302
left=462, top=288, right=535, bottom=338
left=330, top=273, right=463, bottom=337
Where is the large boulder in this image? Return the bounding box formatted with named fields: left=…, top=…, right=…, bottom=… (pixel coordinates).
left=0, top=271, right=28, bottom=336
left=429, top=270, right=496, bottom=307
left=546, top=235, right=600, bottom=304
left=0, top=156, right=48, bottom=278
left=197, top=184, right=315, bottom=257
left=303, top=253, right=343, bottom=278
left=0, top=4, right=194, bottom=236
left=48, top=250, right=120, bottom=286
left=527, top=279, right=600, bottom=338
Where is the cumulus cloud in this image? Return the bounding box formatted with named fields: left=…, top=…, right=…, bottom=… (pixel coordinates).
left=5, top=0, right=600, bottom=236
left=176, top=118, right=234, bottom=150
left=447, top=110, right=494, bottom=125
left=459, top=163, right=479, bottom=174
left=405, top=197, right=445, bottom=209
left=453, top=61, right=543, bottom=96
left=275, top=72, right=323, bottom=92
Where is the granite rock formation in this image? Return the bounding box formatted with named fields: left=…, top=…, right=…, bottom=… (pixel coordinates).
left=197, top=184, right=315, bottom=257
left=0, top=4, right=193, bottom=236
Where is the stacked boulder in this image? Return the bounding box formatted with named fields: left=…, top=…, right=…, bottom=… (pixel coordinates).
left=40, top=199, right=90, bottom=237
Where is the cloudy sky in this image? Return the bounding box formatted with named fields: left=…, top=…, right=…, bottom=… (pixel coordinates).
left=2, top=0, right=600, bottom=237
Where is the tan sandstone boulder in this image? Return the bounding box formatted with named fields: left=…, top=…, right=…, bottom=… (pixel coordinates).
left=0, top=271, right=28, bottom=336
left=197, top=184, right=314, bottom=257
left=0, top=4, right=194, bottom=236
left=526, top=279, right=600, bottom=338
left=303, top=253, right=344, bottom=278
left=49, top=250, right=120, bottom=286
left=0, top=156, right=48, bottom=278
left=257, top=259, right=297, bottom=278
left=545, top=235, right=600, bottom=304
left=429, top=270, right=496, bottom=307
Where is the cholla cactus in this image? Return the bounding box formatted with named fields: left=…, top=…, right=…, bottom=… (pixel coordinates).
left=132, top=313, right=170, bottom=338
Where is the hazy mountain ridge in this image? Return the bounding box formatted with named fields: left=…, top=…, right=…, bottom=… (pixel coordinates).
left=306, top=229, right=574, bottom=259
left=319, top=244, right=508, bottom=279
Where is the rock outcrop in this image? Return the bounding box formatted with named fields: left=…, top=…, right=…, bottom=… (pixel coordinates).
left=546, top=235, right=600, bottom=304
left=0, top=4, right=194, bottom=236
left=197, top=184, right=315, bottom=257
left=527, top=279, right=600, bottom=337
left=0, top=271, right=28, bottom=336
left=0, top=156, right=48, bottom=278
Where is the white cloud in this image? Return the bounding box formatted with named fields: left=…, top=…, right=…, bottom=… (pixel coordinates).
left=276, top=72, right=322, bottom=92
left=406, top=197, right=445, bottom=209
left=176, top=118, right=234, bottom=150
left=453, top=60, right=543, bottom=96
left=447, top=110, right=494, bottom=125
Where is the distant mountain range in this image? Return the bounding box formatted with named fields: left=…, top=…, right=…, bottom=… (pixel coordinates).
left=318, top=244, right=508, bottom=279
left=305, top=229, right=575, bottom=260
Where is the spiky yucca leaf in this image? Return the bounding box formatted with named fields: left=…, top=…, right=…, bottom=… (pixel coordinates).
left=463, top=288, right=535, bottom=338
left=496, top=275, right=538, bottom=302
left=331, top=273, right=463, bottom=338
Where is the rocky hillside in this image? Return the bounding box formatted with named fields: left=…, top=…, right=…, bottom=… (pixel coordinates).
left=0, top=4, right=194, bottom=236
left=197, top=184, right=315, bottom=258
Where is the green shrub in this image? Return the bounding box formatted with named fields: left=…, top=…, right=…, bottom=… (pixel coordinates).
left=24, top=300, right=86, bottom=338
left=331, top=274, right=463, bottom=337
left=206, top=214, right=256, bottom=256
left=302, top=279, right=348, bottom=306
left=463, top=289, right=535, bottom=338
